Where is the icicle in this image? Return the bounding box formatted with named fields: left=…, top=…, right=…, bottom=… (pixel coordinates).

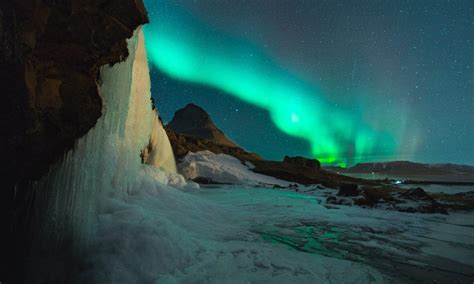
left=145, top=113, right=178, bottom=174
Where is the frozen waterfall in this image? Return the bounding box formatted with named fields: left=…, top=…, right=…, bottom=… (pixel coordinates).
left=26, top=27, right=181, bottom=280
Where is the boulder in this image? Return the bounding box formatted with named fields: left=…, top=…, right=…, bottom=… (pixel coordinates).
left=337, top=183, right=359, bottom=196
left=326, top=196, right=338, bottom=204
left=326, top=195, right=353, bottom=206
left=401, top=187, right=432, bottom=201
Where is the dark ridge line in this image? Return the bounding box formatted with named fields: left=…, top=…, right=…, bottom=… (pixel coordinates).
left=402, top=180, right=474, bottom=186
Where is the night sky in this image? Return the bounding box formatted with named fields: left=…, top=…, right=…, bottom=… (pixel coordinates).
left=144, top=0, right=473, bottom=166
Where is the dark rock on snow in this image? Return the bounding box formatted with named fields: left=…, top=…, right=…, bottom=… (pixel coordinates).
left=400, top=187, right=432, bottom=201
left=337, top=183, right=359, bottom=196
left=326, top=195, right=353, bottom=206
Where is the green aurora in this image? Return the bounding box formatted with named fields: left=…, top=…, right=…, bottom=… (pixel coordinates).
left=143, top=2, right=401, bottom=166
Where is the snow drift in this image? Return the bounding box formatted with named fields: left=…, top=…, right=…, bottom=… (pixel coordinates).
left=178, top=150, right=291, bottom=186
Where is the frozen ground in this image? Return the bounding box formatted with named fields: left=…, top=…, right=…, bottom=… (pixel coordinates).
left=73, top=171, right=473, bottom=283
left=189, top=186, right=474, bottom=282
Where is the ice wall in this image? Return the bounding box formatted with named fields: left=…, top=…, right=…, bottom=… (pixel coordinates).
left=145, top=114, right=178, bottom=173
left=26, top=27, right=179, bottom=278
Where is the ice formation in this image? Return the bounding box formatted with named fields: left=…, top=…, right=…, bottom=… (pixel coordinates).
left=145, top=114, right=178, bottom=173
left=178, top=150, right=291, bottom=186
left=26, top=27, right=188, bottom=280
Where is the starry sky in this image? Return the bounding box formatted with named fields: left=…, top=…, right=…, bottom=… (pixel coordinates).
left=144, top=0, right=473, bottom=166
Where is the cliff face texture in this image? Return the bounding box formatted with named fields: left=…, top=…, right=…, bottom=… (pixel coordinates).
left=1, top=0, right=148, bottom=182
left=166, top=128, right=264, bottom=162
left=0, top=1, right=147, bottom=281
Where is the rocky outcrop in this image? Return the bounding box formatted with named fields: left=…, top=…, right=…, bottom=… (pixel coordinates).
left=1, top=0, right=148, bottom=183
left=0, top=1, right=147, bottom=281
left=283, top=156, right=321, bottom=170
left=337, top=183, right=359, bottom=196
left=167, top=103, right=238, bottom=147
left=166, top=128, right=263, bottom=162
left=400, top=187, right=432, bottom=201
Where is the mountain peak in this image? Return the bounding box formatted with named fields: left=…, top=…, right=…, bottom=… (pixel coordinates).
left=166, top=104, right=237, bottom=147
left=181, top=103, right=209, bottom=117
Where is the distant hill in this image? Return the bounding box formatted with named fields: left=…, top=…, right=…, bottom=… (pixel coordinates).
left=167, top=103, right=237, bottom=147
left=329, top=161, right=474, bottom=177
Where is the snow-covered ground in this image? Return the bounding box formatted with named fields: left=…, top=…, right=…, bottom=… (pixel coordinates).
left=187, top=186, right=474, bottom=282
left=178, top=150, right=291, bottom=187
left=70, top=177, right=473, bottom=283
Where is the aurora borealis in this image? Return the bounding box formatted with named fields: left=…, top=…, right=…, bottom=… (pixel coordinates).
left=143, top=0, right=473, bottom=166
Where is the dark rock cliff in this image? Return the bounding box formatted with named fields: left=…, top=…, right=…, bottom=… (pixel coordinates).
left=283, top=156, right=321, bottom=170
left=0, top=0, right=147, bottom=281
left=166, top=128, right=263, bottom=162
left=1, top=0, right=148, bottom=182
